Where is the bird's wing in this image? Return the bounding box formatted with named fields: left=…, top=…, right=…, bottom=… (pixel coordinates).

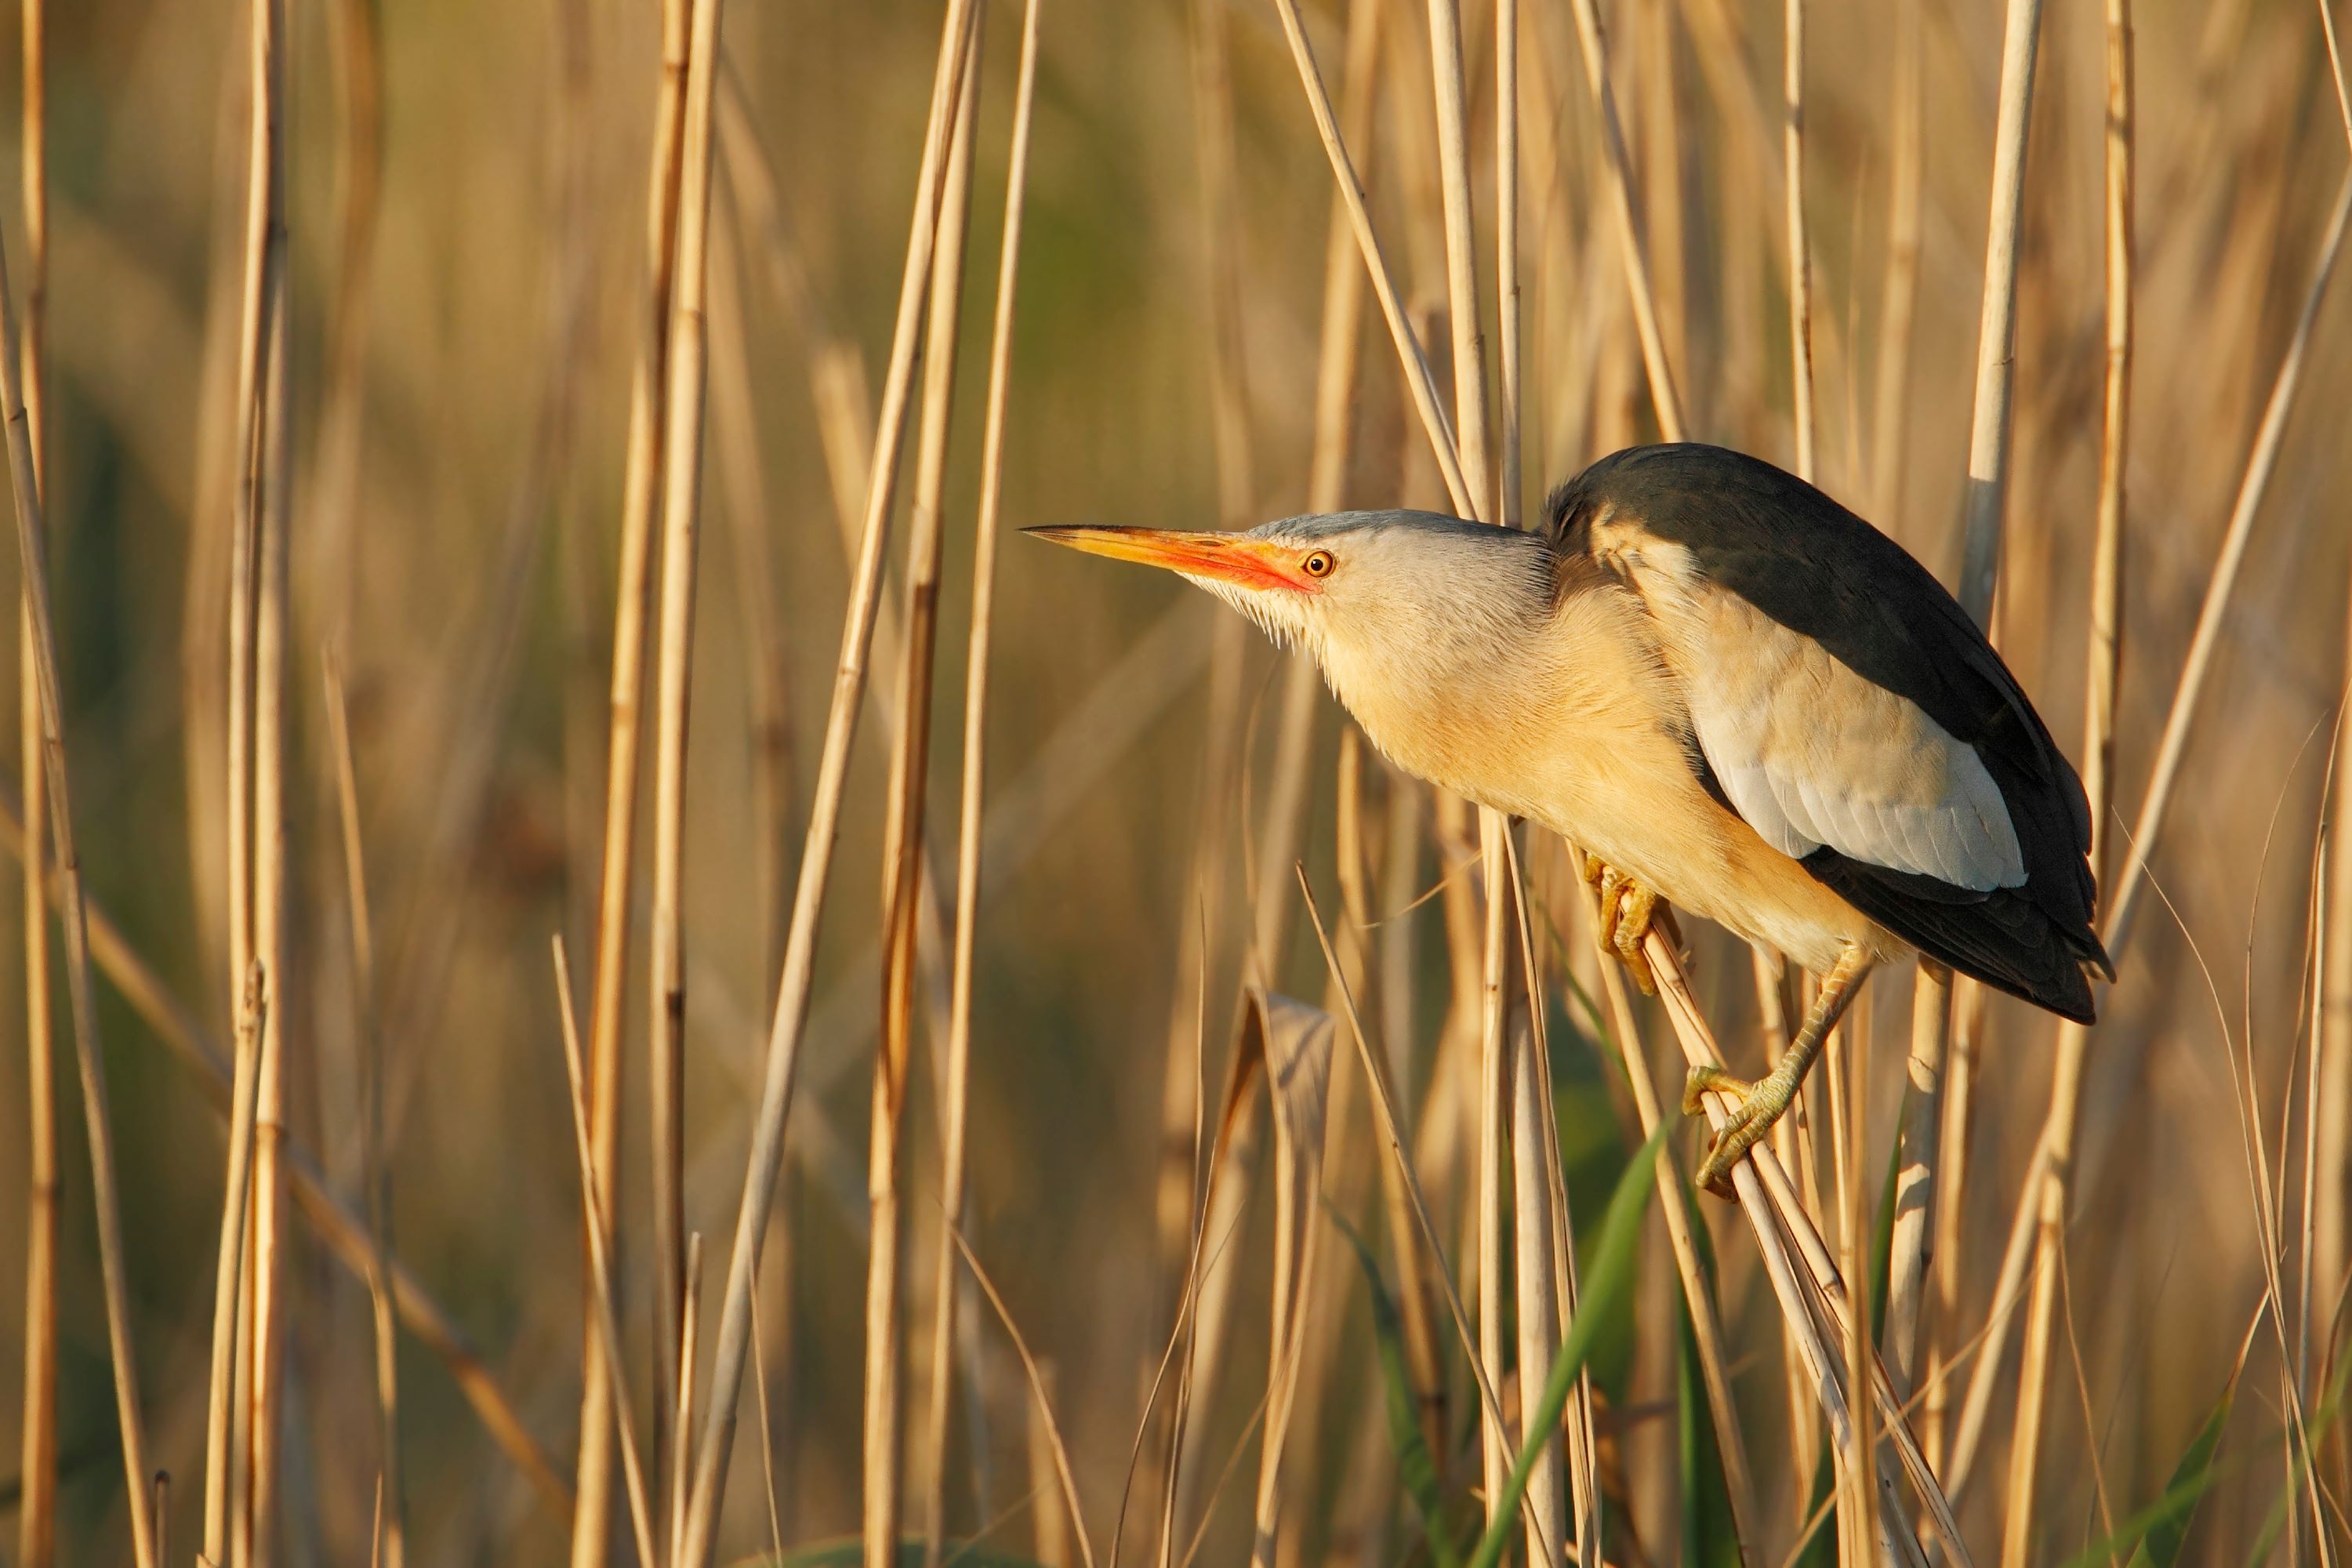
left=1548, top=445, right=2107, bottom=1010
left=1668, top=585, right=2026, bottom=891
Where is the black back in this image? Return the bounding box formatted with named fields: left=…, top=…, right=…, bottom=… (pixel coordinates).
left=1548, top=443, right=2110, bottom=1020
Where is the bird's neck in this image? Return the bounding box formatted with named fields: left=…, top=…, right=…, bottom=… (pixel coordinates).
left=1311, top=561, right=1666, bottom=819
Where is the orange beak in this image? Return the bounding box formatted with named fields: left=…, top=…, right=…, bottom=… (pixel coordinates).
left=1025, top=526, right=1320, bottom=595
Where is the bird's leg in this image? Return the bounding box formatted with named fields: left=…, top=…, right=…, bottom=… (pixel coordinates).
left=1681, top=944, right=1878, bottom=1197
left=1581, top=851, right=1681, bottom=996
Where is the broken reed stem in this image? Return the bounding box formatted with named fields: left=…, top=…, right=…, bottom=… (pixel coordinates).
left=553, top=939, right=663, bottom=1568
left=1784, top=0, right=1814, bottom=479
left=575, top=0, right=693, bottom=1549
left=648, top=0, right=721, bottom=1502
left=1560, top=0, right=1686, bottom=440
left=1574, top=884, right=1762, bottom=1563
left=2001, top=5, right=2131, bottom=1559
left=873, top=18, right=982, bottom=1566
left=325, top=657, right=405, bottom=1568
left=13, top=0, right=54, bottom=1556
left=1954, top=0, right=2044, bottom=626
left=1266, top=0, right=1471, bottom=517
left=0, top=784, right=570, bottom=1515
left=677, top=0, right=983, bottom=1554
left=921, top=0, right=1044, bottom=1558
left=0, top=181, right=158, bottom=1568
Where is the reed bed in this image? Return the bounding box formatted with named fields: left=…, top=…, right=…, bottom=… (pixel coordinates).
left=2, top=0, right=2351, bottom=1565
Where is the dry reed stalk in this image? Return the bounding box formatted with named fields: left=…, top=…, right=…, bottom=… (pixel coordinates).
left=553, top=939, right=662, bottom=1568
left=574, top=0, right=693, bottom=1547
left=673, top=1232, right=705, bottom=1566
left=1882, top=962, right=1949, bottom=1401
left=0, top=786, right=571, bottom=1515
left=1559, top=0, right=1686, bottom=441
left=1266, top=0, right=1470, bottom=518
left=920, top=0, right=1044, bottom=1556
left=1870, top=3, right=1924, bottom=528
left=705, top=200, right=794, bottom=996
left=2101, top=171, right=2352, bottom=951
left=1839, top=989, right=1878, bottom=1568
left=748, top=1260, right=788, bottom=1563
left=1998, top=4, right=2132, bottom=1555
left=1246, top=998, right=1338, bottom=1568
left=1950, top=162, right=2352, bottom=1513
left=1291, top=872, right=1560, bottom=1555
left=1419, top=0, right=1528, bottom=1535
left=677, top=0, right=982, bottom=1550
left=325, top=657, right=404, bottom=1568
left=203, top=966, right=267, bottom=1568
left=871, top=18, right=982, bottom=1564
left=949, top=1229, right=1100, bottom=1568
left=1955, top=0, right=2044, bottom=627
left=1642, top=934, right=1962, bottom=1568
left=246, top=213, right=292, bottom=1568
left=305, top=0, right=381, bottom=635
left=0, top=187, right=157, bottom=1568
left=1783, top=0, right=1814, bottom=480
left=13, top=0, right=53, bottom=1558
left=1571, top=880, right=1762, bottom=1563
left=648, top=0, right=724, bottom=1507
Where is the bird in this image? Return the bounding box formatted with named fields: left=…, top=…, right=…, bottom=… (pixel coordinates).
left=1029, top=441, right=2112, bottom=1195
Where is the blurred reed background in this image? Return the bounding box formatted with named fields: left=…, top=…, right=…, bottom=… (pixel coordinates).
left=0, top=0, right=2350, bottom=1563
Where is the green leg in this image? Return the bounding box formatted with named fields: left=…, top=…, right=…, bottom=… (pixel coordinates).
left=1682, top=944, right=1878, bottom=1197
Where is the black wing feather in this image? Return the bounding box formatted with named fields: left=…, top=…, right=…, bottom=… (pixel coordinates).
left=1548, top=443, right=2111, bottom=1018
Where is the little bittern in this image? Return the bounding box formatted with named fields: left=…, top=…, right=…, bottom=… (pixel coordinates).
left=1033, top=442, right=2111, bottom=1195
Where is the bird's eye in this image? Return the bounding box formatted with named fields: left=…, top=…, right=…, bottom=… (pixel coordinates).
left=1301, top=550, right=1336, bottom=579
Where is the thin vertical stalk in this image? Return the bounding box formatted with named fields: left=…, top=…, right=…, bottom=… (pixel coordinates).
left=1955, top=0, right=2045, bottom=627
left=2001, top=9, right=2129, bottom=1560
left=648, top=0, right=723, bottom=1506
left=2100, top=172, right=2352, bottom=953
left=921, top=0, right=1043, bottom=1557
left=245, top=201, right=292, bottom=1568
left=1422, top=0, right=1518, bottom=1534
left=672, top=1232, right=703, bottom=1568
left=554, top=940, right=663, bottom=1568
left=1559, top=0, right=1686, bottom=441
left=678, top=0, right=983, bottom=1552
left=13, top=0, right=54, bottom=1556
left=1265, top=0, right=1472, bottom=518
left=575, top=0, right=692, bottom=1549
left=1784, top=0, right=1814, bottom=479
left=202, top=968, right=267, bottom=1568
left=0, top=180, right=158, bottom=1568
left=1882, top=963, right=1949, bottom=1400
left=1870, top=2, right=1923, bottom=528
left=325, top=659, right=404, bottom=1568
left=872, top=17, right=982, bottom=1566
left=1953, top=168, right=2352, bottom=1509
left=1575, top=880, right=1761, bottom=1563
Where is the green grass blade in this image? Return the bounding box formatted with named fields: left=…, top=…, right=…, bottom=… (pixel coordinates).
left=1331, top=1207, right=1465, bottom=1568
left=1465, top=1120, right=1670, bottom=1568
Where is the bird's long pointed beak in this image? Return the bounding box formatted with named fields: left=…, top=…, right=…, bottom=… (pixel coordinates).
left=1025, top=525, right=1318, bottom=593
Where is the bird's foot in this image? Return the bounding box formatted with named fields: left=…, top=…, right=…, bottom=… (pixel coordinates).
left=1582, top=854, right=1679, bottom=996
left=1681, top=1064, right=1796, bottom=1200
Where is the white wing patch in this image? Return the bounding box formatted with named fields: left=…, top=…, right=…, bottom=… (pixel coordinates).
left=1602, top=534, right=2026, bottom=892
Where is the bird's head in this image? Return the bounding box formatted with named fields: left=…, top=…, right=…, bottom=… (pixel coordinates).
left=1026, top=511, right=1561, bottom=674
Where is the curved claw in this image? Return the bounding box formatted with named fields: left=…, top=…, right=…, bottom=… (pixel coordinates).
left=1584, top=857, right=1662, bottom=996
left=1682, top=1065, right=1790, bottom=1200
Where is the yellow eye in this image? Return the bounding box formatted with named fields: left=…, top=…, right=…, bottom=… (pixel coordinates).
left=1301, top=550, right=1336, bottom=579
